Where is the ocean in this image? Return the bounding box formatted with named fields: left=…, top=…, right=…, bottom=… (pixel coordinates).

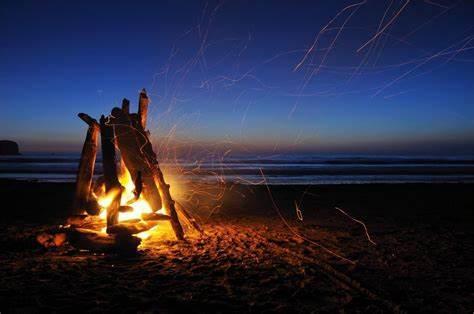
left=1, top=152, right=474, bottom=184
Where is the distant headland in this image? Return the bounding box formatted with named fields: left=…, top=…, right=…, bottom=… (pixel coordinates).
left=0, top=140, right=20, bottom=155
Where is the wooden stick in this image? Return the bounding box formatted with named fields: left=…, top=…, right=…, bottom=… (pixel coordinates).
left=141, top=212, right=171, bottom=221
left=135, top=125, right=185, bottom=239
left=176, top=201, right=204, bottom=234
left=107, top=221, right=158, bottom=235
left=138, top=88, right=149, bottom=129
left=99, top=115, right=122, bottom=232
left=66, top=228, right=141, bottom=253
left=73, top=113, right=100, bottom=215
left=110, top=103, right=185, bottom=239
left=134, top=89, right=185, bottom=239
left=110, top=108, right=163, bottom=212
left=121, top=98, right=130, bottom=115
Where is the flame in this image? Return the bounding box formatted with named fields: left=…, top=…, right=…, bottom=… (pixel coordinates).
left=97, top=165, right=167, bottom=240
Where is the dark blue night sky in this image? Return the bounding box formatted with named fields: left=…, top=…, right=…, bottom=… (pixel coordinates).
left=1, top=0, right=473, bottom=155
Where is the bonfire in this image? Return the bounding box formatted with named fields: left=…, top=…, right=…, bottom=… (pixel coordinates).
left=37, top=89, right=202, bottom=253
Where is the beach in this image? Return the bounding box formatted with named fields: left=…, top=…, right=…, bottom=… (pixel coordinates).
left=0, top=179, right=472, bottom=312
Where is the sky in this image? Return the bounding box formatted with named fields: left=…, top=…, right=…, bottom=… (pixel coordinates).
left=1, top=0, right=473, bottom=155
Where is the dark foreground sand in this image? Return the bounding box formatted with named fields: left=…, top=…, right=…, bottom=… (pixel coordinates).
left=0, top=179, right=472, bottom=312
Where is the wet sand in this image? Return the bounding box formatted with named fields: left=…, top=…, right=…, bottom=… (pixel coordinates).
left=0, top=179, right=473, bottom=312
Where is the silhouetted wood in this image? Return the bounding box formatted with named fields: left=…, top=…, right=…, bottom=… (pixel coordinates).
left=73, top=113, right=100, bottom=215
left=67, top=228, right=141, bottom=253
left=138, top=88, right=149, bottom=129
left=121, top=98, right=130, bottom=114
left=100, top=115, right=122, bottom=231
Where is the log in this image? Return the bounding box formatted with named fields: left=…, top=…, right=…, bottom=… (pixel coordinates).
left=141, top=212, right=171, bottom=221
left=138, top=88, right=149, bottom=129
left=138, top=129, right=185, bottom=239
left=66, top=214, right=105, bottom=229
left=135, top=90, right=185, bottom=240
left=66, top=214, right=88, bottom=226
left=107, top=221, right=158, bottom=235
left=176, top=201, right=204, bottom=234
left=121, top=98, right=130, bottom=114
left=100, top=115, right=122, bottom=231
left=119, top=218, right=141, bottom=224
left=110, top=99, right=185, bottom=239
left=73, top=113, right=100, bottom=215
left=110, top=106, right=163, bottom=212
left=119, top=205, right=134, bottom=213
left=66, top=228, right=141, bottom=253
left=133, top=171, right=143, bottom=200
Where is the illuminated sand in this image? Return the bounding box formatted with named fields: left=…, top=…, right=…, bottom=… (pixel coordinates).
left=0, top=181, right=473, bottom=312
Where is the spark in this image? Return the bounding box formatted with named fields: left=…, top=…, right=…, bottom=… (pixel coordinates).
left=373, top=36, right=474, bottom=96
left=259, top=168, right=355, bottom=264
left=357, top=0, right=411, bottom=53
left=335, top=206, right=376, bottom=245
left=295, top=201, right=304, bottom=221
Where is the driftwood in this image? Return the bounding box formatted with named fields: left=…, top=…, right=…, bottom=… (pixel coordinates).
left=107, top=221, right=158, bottom=235
left=121, top=98, right=130, bottom=114
left=138, top=88, right=149, bottom=129
left=73, top=113, right=100, bottom=215
left=119, top=205, right=134, bottom=212
left=100, top=115, right=122, bottom=231
left=61, top=88, right=196, bottom=247
left=66, top=214, right=88, bottom=226
left=111, top=106, right=163, bottom=214
left=110, top=93, right=185, bottom=240
left=139, top=129, right=185, bottom=240
left=66, top=228, right=141, bottom=253
left=66, top=215, right=105, bottom=230
left=141, top=212, right=171, bottom=221
left=176, top=202, right=204, bottom=234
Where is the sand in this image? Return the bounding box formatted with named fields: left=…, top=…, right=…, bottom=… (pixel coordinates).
left=0, top=179, right=473, bottom=312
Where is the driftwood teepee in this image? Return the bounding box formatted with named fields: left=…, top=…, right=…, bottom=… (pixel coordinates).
left=71, top=89, right=199, bottom=242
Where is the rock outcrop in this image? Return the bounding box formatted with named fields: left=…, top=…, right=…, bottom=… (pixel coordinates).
left=0, top=140, right=20, bottom=155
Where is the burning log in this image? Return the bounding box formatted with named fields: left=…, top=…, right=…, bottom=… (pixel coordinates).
left=141, top=212, right=171, bottom=221
left=110, top=90, right=186, bottom=240
left=119, top=205, right=134, bottom=212
left=66, top=214, right=105, bottom=230
left=73, top=113, right=100, bottom=215
left=133, top=171, right=143, bottom=200
left=100, top=115, right=122, bottom=231
left=111, top=105, right=163, bottom=215
left=107, top=221, right=158, bottom=236
left=66, top=228, right=141, bottom=253
left=66, top=214, right=88, bottom=226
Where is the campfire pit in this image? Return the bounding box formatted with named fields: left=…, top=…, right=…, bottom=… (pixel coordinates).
left=38, top=89, right=201, bottom=253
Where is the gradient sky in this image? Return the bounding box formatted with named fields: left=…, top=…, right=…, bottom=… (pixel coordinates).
left=1, top=0, right=473, bottom=155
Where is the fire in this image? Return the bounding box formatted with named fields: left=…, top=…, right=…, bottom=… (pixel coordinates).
left=97, top=166, right=167, bottom=240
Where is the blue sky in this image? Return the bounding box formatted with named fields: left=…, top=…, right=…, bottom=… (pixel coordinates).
left=1, top=0, right=473, bottom=155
